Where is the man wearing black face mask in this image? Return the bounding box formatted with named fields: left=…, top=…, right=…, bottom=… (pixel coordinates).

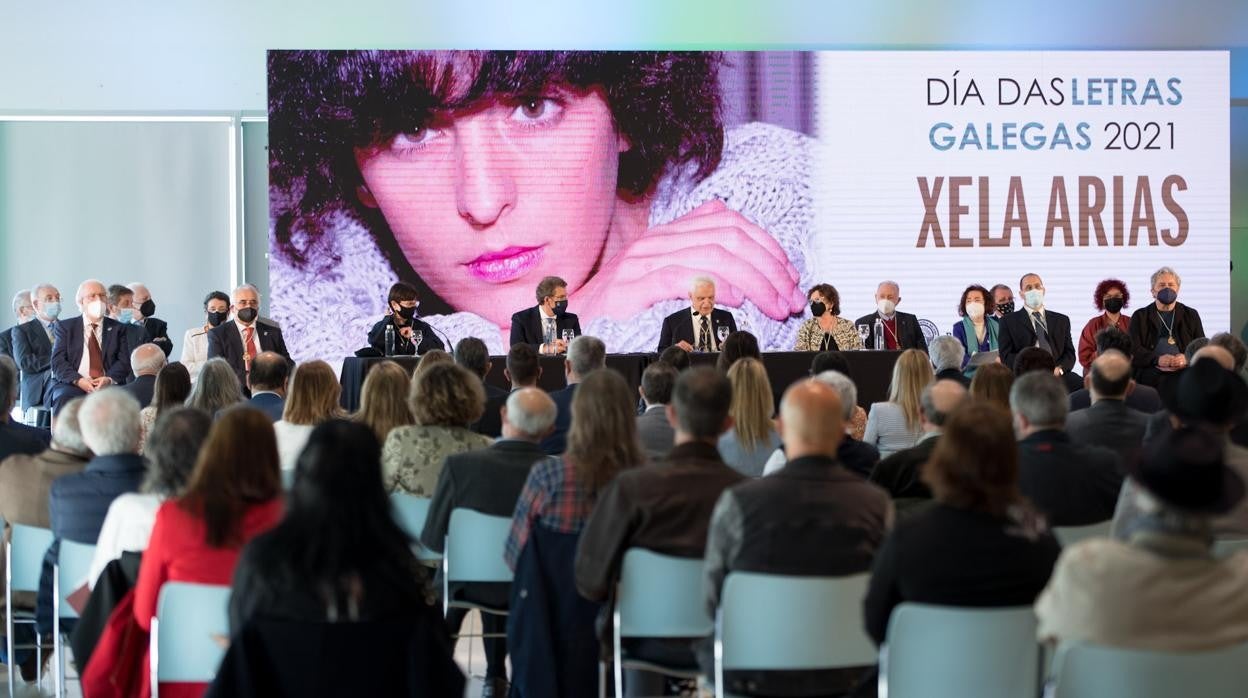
left=990, top=284, right=1015, bottom=319
left=207, top=283, right=292, bottom=391
left=367, top=282, right=445, bottom=356
left=126, top=282, right=173, bottom=357
left=509, top=276, right=582, bottom=355
left=1128, top=266, right=1205, bottom=399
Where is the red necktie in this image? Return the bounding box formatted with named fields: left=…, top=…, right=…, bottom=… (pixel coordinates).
left=88, top=324, right=104, bottom=378
left=243, top=325, right=257, bottom=367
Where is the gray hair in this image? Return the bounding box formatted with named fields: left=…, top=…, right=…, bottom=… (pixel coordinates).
left=231, top=283, right=261, bottom=300
left=127, top=282, right=149, bottom=296
left=812, top=370, right=857, bottom=421
left=11, top=290, right=31, bottom=315
left=1008, top=371, right=1068, bottom=429
left=1150, top=266, right=1181, bottom=288
left=877, top=280, right=900, bottom=295
left=186, top=357, right=245, bottom=414
left=929, top=335, right=965, bottom=372
left=142, top=407, right=211, bottom=497
left=505, top=388, right=558, bottom=438
left=51, top=397, right=91, bottom=456
left=0, top=356, right=17, bottom=411
left=690, top=276, right=715, bottom=294
left=75, top=279, right=106, bottom=304
left=30, top=283, right=57, bottom=301
left=567, top=335, right=606, bottom=378
left=79, top=388, right=142, bottom=455
left=130, top=343, right=168, bottom=376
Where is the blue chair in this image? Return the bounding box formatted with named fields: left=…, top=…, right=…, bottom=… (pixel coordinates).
left=1053, top=521, right=1111, bottom=547
left=150, top=582, right=232, bottom=696
left=713, top=572, right=875, bottom=698
left=1052, top=640, right=1248, bottom=698
left=53, top=539, right=96, bottom=698
left=879, top=603, right=1040, bottom=698
left=612, top=549, right=711, bottom=698
left=6, top=522, right=54, bottom=694
left=391, top=493, right=442, bottom=563
left=443, top=509, right=514, bottom=679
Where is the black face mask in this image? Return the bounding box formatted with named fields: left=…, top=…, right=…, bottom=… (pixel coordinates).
left=139, top=299, right=156, bottom=317
left=207, top=310, right=227, bottom=327
left=392, top=304, right=417, bottom=321
left=1103, top=297, right=1124, bottom=314
left=237, top=308, right=258, bottom=323
left=996, top=300, right=1015, bottom=315
left=810, top=301, right=826, bottom=317
left=553, top=300, right=569, bottom=317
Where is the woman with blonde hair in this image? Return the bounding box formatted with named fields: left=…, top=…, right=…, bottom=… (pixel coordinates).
left=274, top=360, right=343, bottom=471
left=414, top=349, right=453, bottom=377
left=717, top=357, right=781, bottom=477
left=382, top=362, right=492, bottom=496
left=864, top=348, right=933, bottom=458
left=353, top=361, right=414, bottom=444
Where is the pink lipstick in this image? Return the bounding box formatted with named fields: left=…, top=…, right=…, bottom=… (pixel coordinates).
left=465, top=245, right=545, bottom=283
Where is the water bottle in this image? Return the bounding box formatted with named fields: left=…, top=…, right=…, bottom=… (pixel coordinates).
left=873, top=318, right=884, bottom=350
left=384, top=324, right=395, bottom=356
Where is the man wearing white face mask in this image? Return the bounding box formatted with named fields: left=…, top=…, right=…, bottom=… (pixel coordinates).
left=999, top=272, right=1081, bottom=392
left=48, top=279, right=133, bottom=414
left=12, top=283, right=63, bottom=413
left=855, top=280, right=928, bottom=353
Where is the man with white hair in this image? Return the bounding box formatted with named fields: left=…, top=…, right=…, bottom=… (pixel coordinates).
left=207, top=283, right=291, bottom=391
left=48, top=279, right=133, bottom=414
left=119, top=343, right=167, bottom=408
left=0, top=355, right=50, bottom=461
left=127, top=282, right=173, bottom=356
left=930, top=334, right=971, bottom=386
left=421, top=387, right=558, bottom=697
left=0, top=397, right=91, bottom=530
left=855, top=280, right=928, bottom=352
left=1, top=289, right=34, bottom=361
left=541, top=335, right=607, bottom=455
left=656, top=276, right=738, bottom=352
left=762, top=370, right=880, bottom=478
left=12, top=282, right=62, bottom=414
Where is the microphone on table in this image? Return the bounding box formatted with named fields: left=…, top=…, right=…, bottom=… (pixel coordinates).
left=423, top=321, right=454, bottom=352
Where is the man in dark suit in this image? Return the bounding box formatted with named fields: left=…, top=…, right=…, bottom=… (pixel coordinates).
left=636, top=361, right=678, bottom=460
left=421, top=388, right=557, bottom=697
left=12, top=283, right=62, bottom=413
left=510, top=276, right=582, bottom=355
left=455, top=337, right=509, bottom=437
left=1011, top=372, right=1122, bottom=526
left=541, top=336, right=606, bottom=455
left=1066, top=350, right=1150, bottom=458
left=855, top=280, right=928, bottom=352
left=870, top=379, right=968, bottom=513
left=998, top=273, right=1081, bottom=392
left=1, top=290, right=34, bottom=361
left=127, top=283, right=174, bottom=357
left=0, top=357, right=50, bottom=461
left=1068, top=326, right=1163, bottom=413
left=48, top=279, right=133, bottom=414
left=207, top=283, right=291, bottom=390
left=106, top=283, right=149, bottom=354
left=118, top=343, right=166, bottom=408
left=247, top=351, right=289, bottom=422
left=657, top=276, right=738, bottom=352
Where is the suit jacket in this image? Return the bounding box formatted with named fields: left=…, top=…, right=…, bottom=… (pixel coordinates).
left=0, top=418, right=51, bottom=463
left=656, top=308, right=738, bottom=352
left=1017, top=430, right=1122, bottom=526
left=934, top=367, right=971, bottom=387
left=1068, top=382, right=1163, bottom=414
left=48, top=453, right=147, bottom=544
left=541, top=383, right=578, bottom=455
left=510, top=306, right=582, bottom=350
left=0, top=325, right=12, bottom=359
left=636, top=405, right=675, bottom=461
left=854, top=311, right=929, bottom=353
left=207, top=320, right=292, bottom=388
left=137, top=317, right=173, bottom=356
left=366, top=316, right=445, bottom=356
left=12, top=317, right=56, bottom=408
left=1065, top=399, right=1150, bottom=457
left=869, top=432, right=939, bottom=503
left=119, top=373, right=157, bottom=408
left=248, top=392, right=286, bottom=422
left=51, top=315, right=132, bottom=387
left=472, top=383, right=509, bottom=438
left=998, top=308, right=1077, bottom=374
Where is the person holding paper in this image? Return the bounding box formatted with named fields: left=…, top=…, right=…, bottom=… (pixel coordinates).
left=951, top=284, right=1000, bottom=377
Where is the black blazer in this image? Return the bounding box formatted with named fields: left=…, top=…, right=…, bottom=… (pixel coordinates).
left=1127, top=302, right=1204, bottom=373
left=853, top=311, right=929, bottom=353
left=248, top=392, right=286, bottom=422
left=472, top=384, right=510, bottom=439
left=137, top=317, right=173, bottom=356
left=12, top=318, right=55, bottom=409
left=367, top=316, right=445, bottom=356
left=1065, top=399, right=1150, bottom=458
left=541, top=384, right=578, bottom=455
left=119, top=373, right=157, bottom=408
left=998, top=308, right=1077, bottom=374
left=1016, top=430, right=1122, bottom=526
left=656, top=308, right=738, bottom=352
left=206, top=320, right=292, bottom=388
left=509, top=306, right=582, bottom=350
left=51, top=315, right=132, bottom=387
left=0, top=325, right=12, bottom=360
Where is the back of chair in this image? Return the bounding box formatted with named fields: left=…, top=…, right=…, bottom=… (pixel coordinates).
left=391, top=493, right=441, bottom=562
left=717, top=572, right=874, bottom=673
left=1053, top=521, right=1111, bottom=547
left=151, top=582, right=232, bottom=684
left=1213, top=537, right=1248, bottom=558
left=444, top=508, right=513, bottom=585
left=7, top=523, right=54, bottom=593
left=55, top=539, right=96, bottom=620
left=881, top=603, right=1039, bottom=698
left=1052, top=640, right=1248, bottom=698
left=615, top=548, right=711, bottom=639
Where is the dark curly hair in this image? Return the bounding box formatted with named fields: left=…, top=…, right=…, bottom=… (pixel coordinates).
left=806, top=284, right=841, bottom=316
left=268, top=50, right=725, bottom=311
left=956, top=284, right=993, bottom=318
left=1092, top=278, right=1130, bottom=312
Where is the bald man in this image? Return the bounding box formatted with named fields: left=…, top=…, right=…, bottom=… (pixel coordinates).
left=870, top=379, right=969, bottom=511
left=1065, top=350, right=1150, bottom=455
left=700, top=379, right=893, bottom=696
left=118, top=343, right=167, bottom=408
left=48, top=279, right=133, bottom=413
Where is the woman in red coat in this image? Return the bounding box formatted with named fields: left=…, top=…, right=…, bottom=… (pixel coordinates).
left=1077, top=278, right=1131, bottom=374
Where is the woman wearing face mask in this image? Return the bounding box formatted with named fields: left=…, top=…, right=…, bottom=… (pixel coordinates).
left=1128, top=267, right=1205, bottom=393
left=951, top=284, right=999, bottom=376
left=1077, top=279, right=1131, bottom=374
left=181, top=291, right=231, bottom=385
left=794, top=284, right=863, bottom=352
left=367, top=282, right=445, bottom=356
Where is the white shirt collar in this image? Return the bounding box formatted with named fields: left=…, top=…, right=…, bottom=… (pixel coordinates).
left=538, top=305, right=555, bottom=319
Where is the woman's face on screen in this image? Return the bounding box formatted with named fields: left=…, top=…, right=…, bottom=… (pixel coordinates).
left=354, top=87, right=628, bottom=328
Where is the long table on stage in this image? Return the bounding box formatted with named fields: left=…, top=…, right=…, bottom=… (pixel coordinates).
left=338, top=351, right=902, bottom=413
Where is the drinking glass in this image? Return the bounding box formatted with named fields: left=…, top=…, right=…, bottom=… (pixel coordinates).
left=412, top=329, right=424, bottom=354
left=562, top=329, right=576, bottom=345
left=716, top=325, right=730, bottom=344
left=856, top=324, right=871, bottom=346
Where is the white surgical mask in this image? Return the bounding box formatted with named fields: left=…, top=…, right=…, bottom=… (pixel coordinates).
left=1023, top=289, right=1045, bottom=310
left=965, top=302, right=985, bottom=319
left=85, top=299, right=106, bottom=319
left=876, top=299, right=897, bottom=316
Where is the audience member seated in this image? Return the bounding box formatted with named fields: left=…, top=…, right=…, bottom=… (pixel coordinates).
left=637, top=361, right=678, bottom=461
left=1142, top=345, right=1242, bottom=447
left=48, top=279, right=133, bottom=413
left=864, top=402, right=1061, bottom=646
left=0, top=356, right=49, bottom=459
left=658, top=345, right=692, bottom=373
left=1037, top=427, right=1248, bottom=651
left=138, top=362, right=191, bottom=452
left=180, top=291, right=230, bottom=384
left=221, top=420, right=462, bottom=695
left=929, top=334, right=971, bottom=387
left=575, top=366, right=744, bottom=697
left=352, top=360, right=413, bottom=444
left=541, top=335, right=606, bottom=455
left=503, top=342, right=543, bottom=390
left=701, top=379, right=893, bottom=696
left=456, top=337, right=508, bottom=438
left=1067, top=326, right=1163, bottom=413
left=718, top=358, right=781, bottom=477
left=1210, top=331, right=1248, bottom=384
left=11, top=282, right=61, bottom=415
left=1065, top=350, right=1150, bottom=457
left=1013, top=345, right=1057, bottom=377
left=762, top=371, right=879, bottom=478
left=382, top=362, right=491, bottom=496
left=273, top=360, right=342, bottom=471
left=869, top=380, right=969, bottom=513
left=185, top=357, right=245, bottom=417
left=120, top=343, right=165, bottom=408
left=107, top=283, right=146, bottom=351
left=714, top=330, right=761, bottom=373
left=246, top=351, right=290, bottom=422
left=810, top=351, right=868, bottom=440
left=87, top=407, right=209, bottom=587
left=1012, top=372, right=1122, bottom=526
left=865, top=349, right=932, bottom=458
left=414, top=348, right=453, bottom=376
left=969, top=362, right=1013, bottom=413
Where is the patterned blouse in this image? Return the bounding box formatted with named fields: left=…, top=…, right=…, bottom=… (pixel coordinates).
left=381, top=425, right=493, bottom=497
left=795, top=316, right=864, bottom=352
